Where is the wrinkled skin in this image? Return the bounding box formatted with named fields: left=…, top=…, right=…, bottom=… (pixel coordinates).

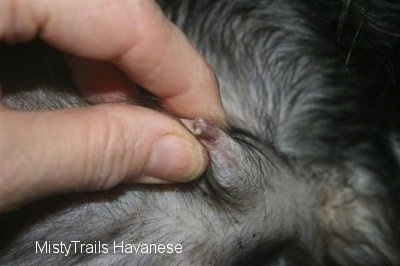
left=1, top=0, right=400, bottom=265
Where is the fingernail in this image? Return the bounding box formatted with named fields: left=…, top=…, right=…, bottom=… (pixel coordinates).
left=144, top=134, right=208, bottom=182
left=135, top=176, right=172, bottom=184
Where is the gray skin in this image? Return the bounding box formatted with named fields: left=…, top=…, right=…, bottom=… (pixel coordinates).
left=1, top=0, right=400, bottom=265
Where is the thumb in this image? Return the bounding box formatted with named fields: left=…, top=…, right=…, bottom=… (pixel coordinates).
left=0, top=105, right=207, bottom=212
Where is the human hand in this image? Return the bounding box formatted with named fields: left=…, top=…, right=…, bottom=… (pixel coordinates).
left=0, top=0, right=226, bottom=212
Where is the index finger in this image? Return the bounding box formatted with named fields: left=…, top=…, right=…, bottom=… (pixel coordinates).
left=0, top=0, right=226, bottom=123
left=115, top=1, right=227, bottom=124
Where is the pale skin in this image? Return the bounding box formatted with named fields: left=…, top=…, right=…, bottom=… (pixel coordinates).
left=0, top=0, right=226, bottom=212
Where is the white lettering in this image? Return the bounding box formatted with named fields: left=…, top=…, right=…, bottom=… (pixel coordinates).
left=35, top=241, right=48, bottom=253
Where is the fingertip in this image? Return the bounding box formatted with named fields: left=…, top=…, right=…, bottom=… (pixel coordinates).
left=141, top=133, right=208, bottom=182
